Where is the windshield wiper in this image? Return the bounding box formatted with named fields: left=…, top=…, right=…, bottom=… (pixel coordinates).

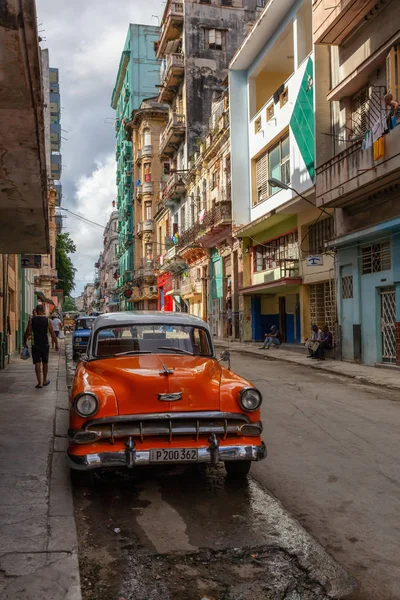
left=93, top=350, right=151, bottom=359
left=157, top=346, right=194, bottom=355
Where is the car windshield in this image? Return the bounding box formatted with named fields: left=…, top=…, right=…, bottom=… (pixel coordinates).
left=75, top=318, right=95, bottom=330
left=93, top=324, right=213, bottom=358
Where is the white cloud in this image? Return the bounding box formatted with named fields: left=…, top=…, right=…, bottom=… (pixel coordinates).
left=65, top=154, right=116, bottom=294
left=35, top=0, right=164, bottom=296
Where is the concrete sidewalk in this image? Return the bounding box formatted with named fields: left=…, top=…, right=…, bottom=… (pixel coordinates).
left=215, top=339, right=400, bottom=392
left=0, top=342, right=81, bottom=600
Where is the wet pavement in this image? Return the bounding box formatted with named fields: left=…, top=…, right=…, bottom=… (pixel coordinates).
left=67, top=338, right=355, bottom=600
left=73, top=465, right=354, bottom=600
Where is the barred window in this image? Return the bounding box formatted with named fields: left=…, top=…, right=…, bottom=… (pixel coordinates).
left=253, top=231, right=298, bottom=273
left=308, top=216, right=334, bottom=254
left=351, top=87, right=370, bottom=136
left=362, top=241, right=391, bottom=274
left=342, top=276, right=353, bottom=299
left=255, top=134, right=290, bottom=206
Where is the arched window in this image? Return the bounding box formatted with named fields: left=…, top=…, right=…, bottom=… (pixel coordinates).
left=143, top=127, right=151, bottom=146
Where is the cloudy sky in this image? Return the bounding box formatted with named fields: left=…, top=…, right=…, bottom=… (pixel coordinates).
left=36, top=0, right=164, bottom=295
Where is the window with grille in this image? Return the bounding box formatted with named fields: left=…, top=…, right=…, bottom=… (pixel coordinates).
left=308, top=216, right=334, bottom=254
left=256, top=0, right=267, bottom=7
left=254, top=116, right=262, bottom=133
left=255, top=134, right=290, bottom=206
left=280, top=87, right=289, bottom=107
left=253, top=231, right=298, bottom=274
left=351, top=87, right=370, bottom=136
left=342, top=275, right=353, bottom=299
left=362, top=241, right=391, bottom=274
left=309, top=281, right=336, bottom=339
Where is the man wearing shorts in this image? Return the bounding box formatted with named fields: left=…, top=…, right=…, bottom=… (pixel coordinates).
left=51, top=314, right=62, bottom=349
left=24, top=304, right=58, bottom=388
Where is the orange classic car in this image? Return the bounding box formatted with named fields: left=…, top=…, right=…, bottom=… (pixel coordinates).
left=68, top=312, right=266, bottom=484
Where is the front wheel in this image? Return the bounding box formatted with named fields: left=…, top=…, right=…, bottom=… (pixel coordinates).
left=70, top=469, right=95, bottom=487
left=224, top=460, right=252, bottom=479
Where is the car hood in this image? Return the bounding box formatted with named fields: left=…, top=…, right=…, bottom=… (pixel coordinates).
left=74, top=329, right=90, bottom=338
left=89, top=354, right=222, bottom=414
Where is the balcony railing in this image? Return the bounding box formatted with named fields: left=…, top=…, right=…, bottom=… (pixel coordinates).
left=143, top=181, right=154, bottom=195
left=176, top=201, right=232, bottom=249
left=157, top=1, right=184, bottom=58
left=316, top=123, right=400, bottom=208
left=142, top=145, right=153, bottom=158
left=137, top=220, right=155, bottom=235
left=160, top=113, right=186, bottom=155
left=181, top=279, right=202, bottom=297
left=159, top=53, right=185, bottom=102
left=162, top=172, right=186, bottom=203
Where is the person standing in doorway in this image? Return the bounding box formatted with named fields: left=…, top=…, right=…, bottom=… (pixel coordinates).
left=24, top=304, right=58, bottom=388
left=51, top=314, right=62, bottom=349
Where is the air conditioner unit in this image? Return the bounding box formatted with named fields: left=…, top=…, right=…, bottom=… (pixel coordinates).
left=149, top=286, right=158, bottom=294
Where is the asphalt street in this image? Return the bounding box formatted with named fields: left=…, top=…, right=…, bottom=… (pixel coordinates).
left=242, top=353, right=400, bottom=600
left=69, top=346, right=400, bottom=600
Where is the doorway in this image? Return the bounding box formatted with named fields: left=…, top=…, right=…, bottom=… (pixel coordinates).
left=379, top=287, right=396, bottom=363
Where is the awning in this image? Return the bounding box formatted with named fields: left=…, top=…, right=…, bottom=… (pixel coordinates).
left=166, top=289, right=181, bottom=297
left=239, top=279, right=302, bottom=296
left=35, top=290, right=55, bottom=306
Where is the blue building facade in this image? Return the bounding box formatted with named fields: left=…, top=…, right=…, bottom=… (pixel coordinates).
left=111, top=24, right=160, bottom=310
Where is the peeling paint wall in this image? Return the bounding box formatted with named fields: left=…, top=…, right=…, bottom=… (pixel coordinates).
left=184, top=0, right=261, bottom=158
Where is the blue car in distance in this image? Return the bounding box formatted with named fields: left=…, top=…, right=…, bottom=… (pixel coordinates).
left=72, top=316, right=96, bottom=357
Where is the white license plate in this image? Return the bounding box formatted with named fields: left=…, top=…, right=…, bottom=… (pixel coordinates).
left=149, top=448, right=198, bottom=463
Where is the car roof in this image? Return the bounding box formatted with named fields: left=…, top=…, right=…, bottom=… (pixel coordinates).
left=91, top=311, right=210, bottom=332
left=76, top=315, right=95, bottom=319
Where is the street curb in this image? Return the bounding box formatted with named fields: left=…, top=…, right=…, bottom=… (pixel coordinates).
left=214, top=342, right=400, bottom=393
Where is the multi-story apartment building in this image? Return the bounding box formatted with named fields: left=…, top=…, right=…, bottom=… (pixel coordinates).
left=75, top=294, right=84, bottom=313
left=229, top=0, right=335, bottom=344
left=34, top=53, right=62, bottom=314
left=154, top=0, right=266, bottom=322
left=111, top=24, right=160, bottom=311
left=82, top=283, right=95, bottom=313
left=124, top=99, right=169, bottom=311
left=102, top=210, right=119, bottom=312
left=313, top=0, right=400, bottom=365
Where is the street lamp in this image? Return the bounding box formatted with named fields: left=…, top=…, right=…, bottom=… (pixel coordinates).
left=267, top=178, right=330, bottom=217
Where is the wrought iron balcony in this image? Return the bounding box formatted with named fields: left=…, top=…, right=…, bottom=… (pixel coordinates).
left=159, top=53, right=185, bottom=103
left=159, top=113, right=186, bottom=156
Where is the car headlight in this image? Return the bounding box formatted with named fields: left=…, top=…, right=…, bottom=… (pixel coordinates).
left=238, top=387, right=262, bottom=412
left=73, top=392, right=99, bottom=418
left=75, top=337, right=82, bottom=342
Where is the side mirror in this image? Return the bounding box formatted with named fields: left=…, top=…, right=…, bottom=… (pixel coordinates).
left=218, top=350, right=231, bottom=368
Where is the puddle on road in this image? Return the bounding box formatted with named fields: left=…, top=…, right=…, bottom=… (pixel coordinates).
left=73, top=465, right=354, bottom=600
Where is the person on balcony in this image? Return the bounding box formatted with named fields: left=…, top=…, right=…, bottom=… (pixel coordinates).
left=384, top=93, right=399, bottom=131
left=260, top=325, right=282, bottom=349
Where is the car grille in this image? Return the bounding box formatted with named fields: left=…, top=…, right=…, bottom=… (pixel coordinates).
left=72, top=411, right=263, bottom=444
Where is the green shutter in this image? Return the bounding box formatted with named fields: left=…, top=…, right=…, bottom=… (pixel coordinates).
left=290, top=57, right=315, bottom=180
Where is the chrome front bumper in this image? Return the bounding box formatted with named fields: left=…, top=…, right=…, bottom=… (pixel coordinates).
left=68, top=439, right=267, bottom=471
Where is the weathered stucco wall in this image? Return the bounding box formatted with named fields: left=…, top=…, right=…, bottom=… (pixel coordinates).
left=184, top=0, right=260, bottom=157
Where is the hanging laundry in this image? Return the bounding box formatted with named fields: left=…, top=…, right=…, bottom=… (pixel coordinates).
left=273, top=84, right=285, bottom=104
left=362, top=130, right=373, bottom=150
left=373, top=136, right=385, bottom=160
left=372, top=119, right=383, bottom=142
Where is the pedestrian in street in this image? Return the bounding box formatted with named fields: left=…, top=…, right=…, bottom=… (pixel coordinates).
left=312, top=325, right=333, bottom=360
left=51, top=313, right=63, bottom=349
left=305, top=324, right=323, bottom=357
left=24, top=304, right=58, bottom=388
left=260, top=325, right=282, bottom=349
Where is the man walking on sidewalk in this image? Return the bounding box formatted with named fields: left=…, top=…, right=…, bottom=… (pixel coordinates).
left=24, top=304, right=58, bottom=388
